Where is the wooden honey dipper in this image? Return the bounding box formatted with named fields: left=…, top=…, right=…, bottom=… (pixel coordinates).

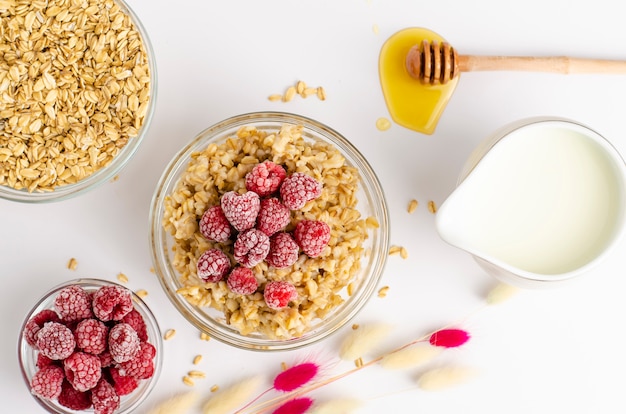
left=406, top=39, right=626, bottom=85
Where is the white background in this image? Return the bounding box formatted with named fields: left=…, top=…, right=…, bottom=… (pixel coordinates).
left=3, top=0, right=626, bottom=413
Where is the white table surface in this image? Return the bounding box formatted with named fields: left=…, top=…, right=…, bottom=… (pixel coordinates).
left=3, top=0, right=626, bottom=413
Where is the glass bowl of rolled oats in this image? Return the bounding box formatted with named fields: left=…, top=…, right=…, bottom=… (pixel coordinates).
left=150, top=112, right=389, bottom=350
left=0, top=0, right=156, bottom=202
left=18, top=278, right=162, bottom=413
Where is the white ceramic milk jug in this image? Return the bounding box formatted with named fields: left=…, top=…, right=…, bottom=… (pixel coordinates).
left=436, top=118, right=626, bottom=288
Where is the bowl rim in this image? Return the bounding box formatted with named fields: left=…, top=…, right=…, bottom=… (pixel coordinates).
left=17, top=277, right=163, bottom=413
left=0, top=0, right=158, bottom=203
left=149, top=111, right=390, bottom=351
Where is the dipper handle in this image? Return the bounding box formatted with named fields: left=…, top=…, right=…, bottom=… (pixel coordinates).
left=406, top=39, right=626, bottom=84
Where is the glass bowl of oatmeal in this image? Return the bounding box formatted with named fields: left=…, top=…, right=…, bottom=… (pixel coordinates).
left=0, top=0, right=156, bottom=203
left=150, top=112, right=389, bottom=351
left=18, top=278, right=162, bottom=413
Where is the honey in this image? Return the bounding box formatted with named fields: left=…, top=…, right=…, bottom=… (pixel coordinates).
left=379, top=27, right=459, bottom=134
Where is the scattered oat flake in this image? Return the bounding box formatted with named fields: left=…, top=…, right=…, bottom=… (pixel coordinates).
left=67, top=258, right=78, bottom=270
left=378, top=286, right=389, bottom=298
left=354, top=357, right=364, bottom=368
left=188, top=370, right=205, bottom=379
left=149, top=267, right=155, bottom=274
left=210, top=385, right=219, bottom=393
left=376, top=117, right=391, bottom=131
left=283, top=86, right=296, bottom=102
left=163, top=329, right=176, bottom=340
left=268, top=94, right=282, bottom=102
left=388, top=246, right=402, bottom=256
left=428, top=200, right=438, bottom=214
left=110, top=175, right=120, bottom=182
left=200, top=332, right=210, bottom=341
left=182, top=376, right=194, bottom=387
left=316, top=86, right=327, bottom=101
left=352, top=324, right=360, bottom=330
left=296, top=80, right=306, bottom=95
left=408, top=199, right=418, bottom=213
left=116, top=273, right=129, bottom=284
left=135, top=289, right=148, bottom=298
left=193, top=355, right=203, bottom=365
left=281, top=361, right=288, bottom=371
left=400, top=247, right=409, bottom=259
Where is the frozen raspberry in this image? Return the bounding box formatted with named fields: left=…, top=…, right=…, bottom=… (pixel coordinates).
left=233, top=228, right=270, bottom=267
left=91, top=379, right=120, bottom=414
left=280, top=173, right=322, bottom=210
left=294, top=220, right=331, bottom=257
left=121, top=308, right=148, bottom=342
left=117, top=342, right=156, bottom=380
left=54, top=285, right=94, bottom=323
left=264, top=281, right=298, bottom=310
left=109, top=323, right=141, bottom=363
left=221, top=190, right=260, bottom=232
left=199, top=205, right=232, bottom=242
left=245, top=161, right=287, bottom=197
left=36, top=353, right=57, bottom=369
left=64, top=352, right=102, bottom=392
left=108, top=367, right=138, bottom=396
left=256, top=198, right=291, bottom=236
left=24, top=309, right=60, bottom=347
left=30, top=365, right=65, bottom=400
left=267, top=232, right=300, bottom=268
left=227, top=267, right=258, bottom=295
left=98, top=351, right=114, bottom=368
left=36, top=321, right=76, bottom=360
left=58, top=380, right=92, bottom=410
left=197, top=248, right=231, bottom=283
left=74, top=318, right=109, bottom=355
left=92, top=285, right=133, bottom=322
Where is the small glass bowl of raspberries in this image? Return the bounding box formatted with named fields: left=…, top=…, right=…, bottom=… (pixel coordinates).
left=18, top=278, right=162, bottom=414
left=150, top=112, right=390, bottom=351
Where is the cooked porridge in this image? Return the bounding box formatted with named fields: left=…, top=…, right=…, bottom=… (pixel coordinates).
left=162, top=124, right=376, bottom=339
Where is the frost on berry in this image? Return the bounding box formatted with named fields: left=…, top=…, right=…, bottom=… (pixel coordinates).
left=199, top=205, right=232, bottom=242
left=64, top=352, right=102, bottom=392
left=233, top=228, right=270, bottom=268
left=227, top=267, right=259, bottom=295
left=54, top=285, right=94, bottom=323
left=58, top=379, right=92, bottom=411
left=264, top=281, right=298, bottom=310
left=294, top=220, right=331, bottom=257
left=24, top=309, right=60, bottom=347
left=108, top=367, right=139, bottom=396
left=197, top=248, right=231, bottom=283
left=121, top=308, right=148, bottom=342
left=245, top=161, right=287, bottom=197
left=74, top=318, right=109, bottom=355
left=221, top=190, right=261, bottom=232
left=117, top=342, right=156, bottom=380
left=256, top=197, right=291, bottom=236
left=109, top=323, right=141, bottom=363
left=267, top=232, right=300, bottom=268
left=280, top=172, right=322, bottom=210
left=30, top=365, right=65, bottom=400
left=92, top=285, right=133, bottom=322
left=36, top=321, right=76, bottom=360
left=91, top=379, right=120, bottom=414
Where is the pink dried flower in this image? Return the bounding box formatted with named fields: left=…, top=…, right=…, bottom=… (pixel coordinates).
left=272, top=397, right=314, bottom=414
left=429, top=328, right=470, bottom=348
left=273, top=362, right=320, bottom=392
